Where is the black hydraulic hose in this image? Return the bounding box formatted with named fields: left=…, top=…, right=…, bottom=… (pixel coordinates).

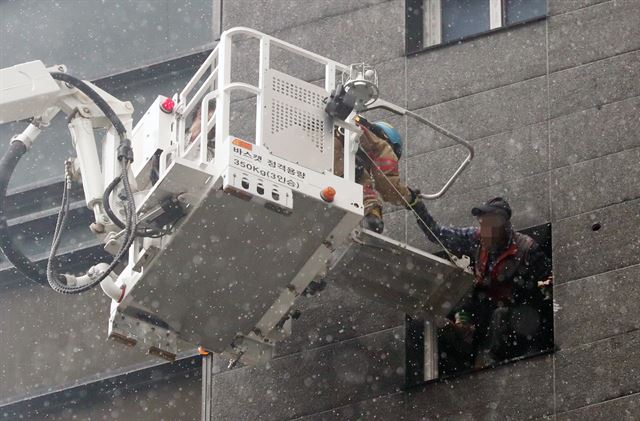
left=47, top=164, right=137, bottom=294
left=49, top=72, right=126, bottom=137
left=39, top=70, right=139, bottom=293
left=102, top=175, right=171, bottom=238
left=49, top=71, right=133, bottom=163
left=0, top=70, right=137, bottom=292
left=0, top=141, right=47, bottom=283
left=103, top=175, right=126, bottom=230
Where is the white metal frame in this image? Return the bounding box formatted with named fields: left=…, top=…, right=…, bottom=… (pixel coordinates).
left=176, top=27, right=357, bottom=179
left=105, top=27, right=373, bottom=363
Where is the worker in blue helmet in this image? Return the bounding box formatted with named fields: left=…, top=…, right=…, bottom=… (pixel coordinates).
left=334, top=116, right=419, bottom=233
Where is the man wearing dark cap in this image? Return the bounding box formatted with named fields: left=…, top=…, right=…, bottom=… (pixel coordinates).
left=409, top=195, right=553, bottom=374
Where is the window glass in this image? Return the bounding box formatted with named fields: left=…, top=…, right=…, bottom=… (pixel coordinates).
left=506, top=0, right=547, bottom=25
left=406, top=0, right=548, bottom=54
left=441, top=0, right=491, bottom=43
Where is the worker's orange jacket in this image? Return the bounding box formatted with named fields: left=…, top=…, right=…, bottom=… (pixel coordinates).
left=334, top=127, right=412, bottom=215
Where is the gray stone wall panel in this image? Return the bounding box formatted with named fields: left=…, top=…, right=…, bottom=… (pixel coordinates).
left=548, top=0, right=611, bottom=16
left=0, top=367, right=201, bottom=421
left=0, top=285, right=162, bottom=404
left=548, top=0, right=640, bottom=72
left=406, top=356, right=554, bottom=420
left=275, top=284, right=404, bottom=357
left=293, top=393, right=405, bottom=421
left=208, top=328, right=404, bottom=421
left=271, top=0, right=405, bottom=67
left=552, top=199, right=640, bottom=283
left=407, top=122, right=548, bottom=198
left=407, top=77, right=548, bottom=156
left=549, top=96, right=640, bottom=169
left=551, top=147, right=640, bottom=220
left=407, top=173, right=550, bottom=254
left=549, top=51, right=640, bottom=119
left=222, top=0, right=392, bottom=36
left=372, top=57, right=407, bottom=108
left=557, top=392, right=640, bottom=421
left=555, top=329, right=640, bottom=412
left=407, top=22, right=547, bottom=109
left=554, top=264, right=640, bottom=350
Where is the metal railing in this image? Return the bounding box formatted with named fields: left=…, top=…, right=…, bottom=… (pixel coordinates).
left=174, top=27, right=351, bottom=169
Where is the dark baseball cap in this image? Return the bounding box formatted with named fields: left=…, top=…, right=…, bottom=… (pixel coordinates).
left=471, top=197, right=512, bottom=219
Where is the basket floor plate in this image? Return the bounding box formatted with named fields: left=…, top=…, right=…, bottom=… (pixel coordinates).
left=126, top=184, right=347, bottom=352
left=326, top=229, right=473, bottom=317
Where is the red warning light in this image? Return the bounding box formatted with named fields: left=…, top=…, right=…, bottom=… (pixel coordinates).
left=160, top=97, right=175, bottom=113
left=320, top=187, right=336, bottom=202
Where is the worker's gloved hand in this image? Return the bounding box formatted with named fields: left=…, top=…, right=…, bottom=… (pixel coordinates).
left=538, top=274, right=553, bottom=300
left=362, top=207, right=385, bottom=234
left=363, top=214, right=384, bottom=234
left=406, top=187, right=424, bottom=211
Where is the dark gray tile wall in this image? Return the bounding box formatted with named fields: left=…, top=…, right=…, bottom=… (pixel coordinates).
left=406, top=22, right=547, bottom=108
left=0, top=284, right=162, bottom=404
left=407, top=122, right=548, bottom=197
left=294, top=393, right=406, bottom=421
left=549, top=51, right=640, bottom=118
left=406, top=356, right=554, bottom=420
left=275, top=284, right=405, bottom=358
left=222, top=0, right=392, bottom=36
left=548, top=0, right=640, bottom=72
left=550, top=147, right=640, bottom=220
left=406, top=77, right=548, bottom=155
left=552, top=198, right=640, bottom=283
left=557, top=392, right=640, bottom=420
left=207, top=328, right=405, bottom=421
left=555, top=329, right=640, bottom=412
left=548, top=0, right=612, bottom=16
left=549, top=96, right=640, bottom=169
left=0, top=362, right=202, bottom=421
left=554, top=264, right=640, bottom=349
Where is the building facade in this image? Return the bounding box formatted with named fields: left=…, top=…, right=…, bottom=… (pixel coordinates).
left=1, top=0, right=639, bottom=419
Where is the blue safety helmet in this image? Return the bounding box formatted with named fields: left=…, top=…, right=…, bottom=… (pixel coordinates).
left=372, top=121, right=403, bottom=157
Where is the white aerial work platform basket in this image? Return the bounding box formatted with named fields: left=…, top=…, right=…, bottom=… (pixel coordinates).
left=108, top=28, right=473, bottom=365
